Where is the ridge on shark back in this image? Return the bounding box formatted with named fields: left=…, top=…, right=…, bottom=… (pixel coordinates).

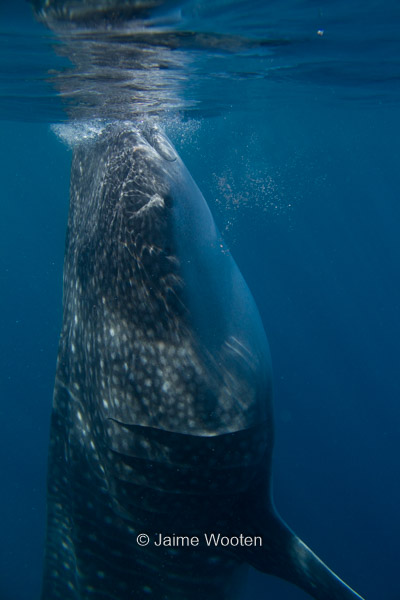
left=41, top=122, right=366, bottom=600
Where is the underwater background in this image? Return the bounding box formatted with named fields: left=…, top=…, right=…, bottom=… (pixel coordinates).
left=1, top=1, right=400, bottom=599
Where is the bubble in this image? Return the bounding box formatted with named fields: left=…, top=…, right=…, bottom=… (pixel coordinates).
left=51, top=119, right=110, bottom=147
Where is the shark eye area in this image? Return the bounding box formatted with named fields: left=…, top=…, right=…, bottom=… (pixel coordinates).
left=143, top=127, right=177, bottom=162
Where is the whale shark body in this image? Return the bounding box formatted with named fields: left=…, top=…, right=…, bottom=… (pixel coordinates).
left=41, top=123, right=365, bottom=600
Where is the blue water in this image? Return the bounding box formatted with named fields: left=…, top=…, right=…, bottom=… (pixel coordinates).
left=1, top=1, right=400, bottom=599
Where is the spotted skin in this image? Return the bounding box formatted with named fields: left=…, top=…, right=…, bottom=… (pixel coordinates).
left=42, top=124, right=365, bottom=600
left=42, top=124, right=272, bottom=599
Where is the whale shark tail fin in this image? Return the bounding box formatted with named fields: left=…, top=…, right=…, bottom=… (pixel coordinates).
left=235, top=494, right=365, bottom=600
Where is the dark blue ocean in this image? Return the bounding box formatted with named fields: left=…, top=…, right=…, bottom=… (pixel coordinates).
left=1, top=1, right=400, bottom=599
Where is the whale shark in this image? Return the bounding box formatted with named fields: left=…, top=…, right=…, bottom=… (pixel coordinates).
left=40, top=122, right=366, bottom=600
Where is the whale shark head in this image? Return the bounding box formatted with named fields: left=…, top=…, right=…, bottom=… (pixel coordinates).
left=64, top=122, right=273, bottom=440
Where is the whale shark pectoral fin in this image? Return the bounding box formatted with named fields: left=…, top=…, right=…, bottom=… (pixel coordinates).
left=232, top=495, right=366, bottom=600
